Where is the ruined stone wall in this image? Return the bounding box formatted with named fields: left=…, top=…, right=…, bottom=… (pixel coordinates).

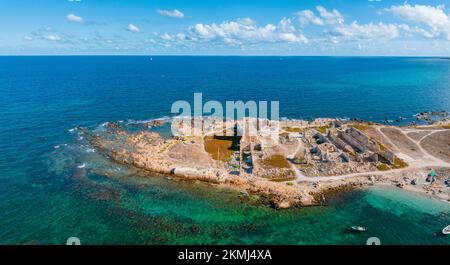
left=340, top=131, right=366, bottom=152
left=366, top=140, right=381, bottom=153
left=348, top=127, right=369, bottom=145
left=339, top=152, right=350, bottom=162
left=314, top=133, right=328, bottom=144
left=380, top=150, right=396, bottom=164
left=328, top=132, right=347, bottom=150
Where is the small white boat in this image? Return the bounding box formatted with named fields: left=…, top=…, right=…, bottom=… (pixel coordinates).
left=77, top=163, right=86, bottom=169
left=443, top=225, right=450, bottom=235
left=348, top=226, right=367, bottom=233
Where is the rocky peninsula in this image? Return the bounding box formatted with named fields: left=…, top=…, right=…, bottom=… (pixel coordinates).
left=89, top=117, right=450, bottom=209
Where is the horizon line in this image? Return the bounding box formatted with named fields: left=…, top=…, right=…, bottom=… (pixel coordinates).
left=0, top=54, right=449, bottom=58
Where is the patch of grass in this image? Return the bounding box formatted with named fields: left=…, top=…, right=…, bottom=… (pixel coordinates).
left=283, top=127, right=303, bottom=133
left=298, top=163, right=312, bottom=169
left=286, top=182, right=294, bottom=186
left=262, top=154, right=291, bottom=168
left=441, top=124, right=450, bottom=129
left=316, top=125, right=331, bottom=134
left=270, top=177, right=296, bottom=182
left=352, top=124, right=369, bottom=132
left=204, top=136, right=234, bottom=162
left=376, top=163, right=390, bottom=171
left=376, top=158, right=408, bottom=171
left=392, top=157, right=408, bottom=169
left=291, top=157, right=305, bottom=164
left=378, top=142, right=387, bottom=151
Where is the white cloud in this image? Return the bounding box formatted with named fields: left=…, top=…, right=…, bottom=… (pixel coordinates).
left=398, top=24, right=437, bottom=39
left=237, top=17, right=255, bottom=26
left=154, top=17, right=309, bottom=50
left=296, top=6, right=344, bottom=27
left=67, top=13, right=84, bottom=23
left=330, top=22, right=400, bottom=41
left=187, top=18, right=308, bottom=45
left=156, top=9, right=185, bottom=19
left=279, top=18, right=296, bottom=32
left=388, top=4, right=448, bottom=27
left=127, top=24, right=140, bottom=33
left=296, top=10, right=324, bottom=26
left=387, top=4, right=450, bottom=40
left=295, top=6, right=401, bottom=43
left=316, top=6, right=345, bottom=25
left=44, top=35, right=61, bottom=41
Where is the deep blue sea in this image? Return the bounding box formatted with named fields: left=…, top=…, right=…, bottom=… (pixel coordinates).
left=0, top=56, right=449, bottom=245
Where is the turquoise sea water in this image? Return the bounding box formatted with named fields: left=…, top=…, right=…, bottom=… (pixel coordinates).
left=0, top=56, right=449, bottom=245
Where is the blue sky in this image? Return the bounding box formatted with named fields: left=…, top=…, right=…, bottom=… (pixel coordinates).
left=1, top=0, right=450, bottom=55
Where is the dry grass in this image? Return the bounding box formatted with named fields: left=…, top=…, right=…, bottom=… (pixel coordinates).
left=378, top=141, right=387, bottom=151
left=392, top=157, right=409, bottom=169
left=316, top=125, right=330, bottom=134
left=377, top=157, right=408, bottom=171
left=204, top=136, right=234, bottom=162
left=283, top=127, right=303, bottom=133
left=376, top=163, right=390, bottom=171
left=262, top=154, right=291, bottom=168
left=352, top=123, right=369, bottom=132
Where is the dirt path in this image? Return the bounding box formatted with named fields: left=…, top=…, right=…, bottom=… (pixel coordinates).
left=401, top=129, right=450, bottom=167
left=376, top=127, right=415, bottom=162
left=284, top=140, right=307, bottom=180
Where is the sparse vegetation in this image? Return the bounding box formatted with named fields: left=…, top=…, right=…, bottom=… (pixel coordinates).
left=352, top=124, right=369, bottom=132
left=283, top=127, right=303, bottom=133
left=376, top=163, right=390, bottom=171
left=316, top=125, right=330, bottom=134
left=204, top=136, right=235, bottom=162
left=262, top=154, right=291, bottom=168
left=378, top=142, right=387, bottom=151
left=291, top=157, right=305, bottom=164
left=298, top=163, right=312, bottom=169
left=376, top=157, right=408, bottom=171
left=270, top=176, right=296, bottom=182
left=392, top=157, right=408, bottom=169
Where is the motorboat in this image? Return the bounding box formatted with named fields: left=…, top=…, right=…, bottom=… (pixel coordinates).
left=443, top=225, right=450, bottom=235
